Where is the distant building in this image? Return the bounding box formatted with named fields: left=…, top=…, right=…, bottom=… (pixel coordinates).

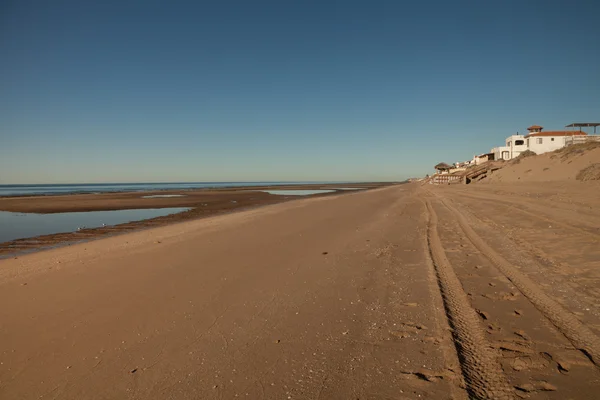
left=490, top=124, right=591, bottom=160
left=524, top=125, right=587, bottom=154
left=491, top=134, right=527, bottom=160
left=472, top=152, right=495, bottom=165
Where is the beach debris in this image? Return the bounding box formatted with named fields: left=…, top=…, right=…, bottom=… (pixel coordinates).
left=130, top=368, right=138, bottom=374
left=514, top=309, right=523, bottom=316
left=322, top=251, right=328, bottom=255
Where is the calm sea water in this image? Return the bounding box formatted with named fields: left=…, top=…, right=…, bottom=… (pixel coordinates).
left=0, top=182, right=342, bottom=197
left=0, top=208, right=190, bottom=243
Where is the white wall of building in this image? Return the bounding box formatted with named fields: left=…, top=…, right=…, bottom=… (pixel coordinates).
left=491, top=146, right=510, bottom=160
left=488, top=127, right=587, bottom=162
left=526, top=135, right=568, bottom=154
left=505, top=135, right=527, bottom=159
left=491, top=134, right=526, bottom=160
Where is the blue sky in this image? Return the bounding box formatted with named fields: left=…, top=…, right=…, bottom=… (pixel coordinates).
left=1, top=0, right=599, bottom=184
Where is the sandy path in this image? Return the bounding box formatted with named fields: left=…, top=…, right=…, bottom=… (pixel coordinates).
left=426, top=183, right=600, bottom=398
left=437, top=183, right=600, bottom=332
left=0, top=185, right=460, bottom=399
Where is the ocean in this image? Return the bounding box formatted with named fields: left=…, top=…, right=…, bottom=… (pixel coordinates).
left=0, top=182, right=342, bottom=197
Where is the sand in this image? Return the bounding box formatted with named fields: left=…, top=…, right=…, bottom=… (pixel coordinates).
left=482, top=142, right=600, bottom=183
left=1, top=182, right=600, bottom=399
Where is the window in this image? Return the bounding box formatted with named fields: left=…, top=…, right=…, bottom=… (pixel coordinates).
left=515, top=140, right=524, bottom=146
left=527, top=139, right=529, bottom=146
left=507, top=141, right=512, bottom=146
left=536, top=138, right=543, bottom=144
left=551, top=138, right=554, bottom=141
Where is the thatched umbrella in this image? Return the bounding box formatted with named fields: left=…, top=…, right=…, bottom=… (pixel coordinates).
left=434, top=162, right=452, bottom=171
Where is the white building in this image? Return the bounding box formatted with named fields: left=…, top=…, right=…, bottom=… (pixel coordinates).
left=490, top=125, right=589, bottom=160
left=524, top=125, right=587, bottom=154
left=491, top=134, right=527, bottom=160
left=472, top=152, right=494, bottom=165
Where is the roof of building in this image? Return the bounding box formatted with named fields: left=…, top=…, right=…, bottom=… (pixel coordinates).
left=527, top=125, right=543, bottom=130
left=565, top=123, right=600, bottom=128
left=525, top=131, right=587, bottom=138
left=434, top=162, right=452, bottom=170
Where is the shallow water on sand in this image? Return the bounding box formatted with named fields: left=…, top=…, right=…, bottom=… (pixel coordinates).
left=262, top=190, right=336, bottom=196
left=141, top=194, right=186, bottom=198
left=0, top=208, right=190, bottom=243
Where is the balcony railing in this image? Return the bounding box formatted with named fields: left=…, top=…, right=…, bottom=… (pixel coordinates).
left=565, top=135, right=600, bottom=146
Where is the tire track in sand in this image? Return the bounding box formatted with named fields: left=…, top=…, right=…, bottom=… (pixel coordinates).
left=435, top=193, right=600, bottom=368
left=424, top=199, right=515, bottom=399
left=453, top=191, right=600, bottom=239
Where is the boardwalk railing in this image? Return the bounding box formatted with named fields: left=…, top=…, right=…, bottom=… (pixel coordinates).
left=430, top=174, right=463, bottom=185
left=565, top=135, right=600, bottom=146
left=426, top=160, right=505, bottom=185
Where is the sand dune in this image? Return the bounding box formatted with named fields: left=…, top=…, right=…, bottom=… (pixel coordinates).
left=481, top=142, right=600, bottom=183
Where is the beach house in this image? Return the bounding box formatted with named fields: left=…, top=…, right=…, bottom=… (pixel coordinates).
left=489, top=124, right=592, bottom=160
left=491, top=134, right=527, bottom=160
left=472, top=152, right=495, bottom=165
left=524, top=125, right=587, bottom=154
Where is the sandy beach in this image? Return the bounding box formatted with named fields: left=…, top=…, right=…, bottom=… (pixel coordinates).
left=2, top=180, right=600, bottom=399
left=4, top=1, right=599, bottom=398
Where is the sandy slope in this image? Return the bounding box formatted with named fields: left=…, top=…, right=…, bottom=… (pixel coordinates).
left=482, top=143, right=600, bottom=183
left=2, top=184, right=600, bottom=399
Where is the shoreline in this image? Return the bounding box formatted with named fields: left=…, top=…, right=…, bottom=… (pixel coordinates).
left=0, top=182, right=398, bottom=199
left=0, top=182, right=396, bottom=256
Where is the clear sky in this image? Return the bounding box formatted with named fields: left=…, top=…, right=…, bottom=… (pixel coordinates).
left=1, top=0, right=599, bottom=184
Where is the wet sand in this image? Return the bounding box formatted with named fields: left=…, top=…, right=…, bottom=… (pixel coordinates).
left=0, top=183, right=390, bottom=255
left=1, top=183, right=600, bottom=399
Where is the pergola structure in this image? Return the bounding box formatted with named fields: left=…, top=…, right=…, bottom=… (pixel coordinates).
left=565, top=123, right=600, bottom=134
left=434, top=162, right=452, bottom=172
